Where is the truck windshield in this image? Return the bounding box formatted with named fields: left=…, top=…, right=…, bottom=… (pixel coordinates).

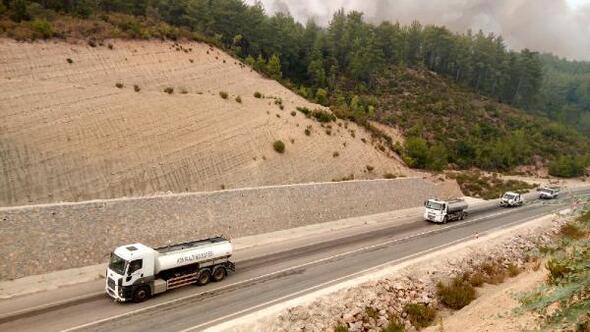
left=426, top=201, right=444, bottom=210
left=109, top=253, right=127, bottom=275
left=503, top=193, right=516, bottom=200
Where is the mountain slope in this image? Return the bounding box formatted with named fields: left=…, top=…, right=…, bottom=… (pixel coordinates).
left=367, top=67, right=590, bottom=172
left=0, top=39, right=413, bottom=206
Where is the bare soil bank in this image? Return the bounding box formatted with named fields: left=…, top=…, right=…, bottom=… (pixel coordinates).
left=0, top=38, right=414, bottom=206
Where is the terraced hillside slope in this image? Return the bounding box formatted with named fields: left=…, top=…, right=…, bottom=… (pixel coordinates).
left=0, top=39, right=415, bottom=206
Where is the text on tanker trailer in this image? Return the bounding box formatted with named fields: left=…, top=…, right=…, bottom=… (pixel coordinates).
left=105, top=236, right=234, bottom=302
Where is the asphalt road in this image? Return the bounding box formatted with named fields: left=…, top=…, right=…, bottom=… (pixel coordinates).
left=1, top=189, right=587, bottom=332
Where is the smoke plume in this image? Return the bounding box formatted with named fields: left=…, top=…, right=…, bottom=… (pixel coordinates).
left=246, top=0, right=590, bottom=61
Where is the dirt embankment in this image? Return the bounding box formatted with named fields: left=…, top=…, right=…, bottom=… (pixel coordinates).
left=0, top=39, right=417, bottom=206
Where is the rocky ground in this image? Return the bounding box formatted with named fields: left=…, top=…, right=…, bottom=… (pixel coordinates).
left=218, top=211, right=572, bottom=332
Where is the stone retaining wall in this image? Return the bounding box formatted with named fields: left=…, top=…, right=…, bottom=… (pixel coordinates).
left=0, top=178, right=458, bottom=280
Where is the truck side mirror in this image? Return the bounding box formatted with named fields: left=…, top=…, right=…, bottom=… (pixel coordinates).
left=424, top=201, right=427, bottom=206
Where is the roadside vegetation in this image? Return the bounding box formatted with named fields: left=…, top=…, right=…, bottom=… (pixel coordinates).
left=272, top=140, right=285, bottom=154
left=2, top=1, right=590, bottom=176
left=519, top=207, right=590, bottom=331
left=449, top=171, right=537, bottom=200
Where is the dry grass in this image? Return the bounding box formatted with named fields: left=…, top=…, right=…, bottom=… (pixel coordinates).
left=404, top=303, right=436, bottom=328
left=436, top=277, right=477, bottom=310
left=507, top=263, right=521, bottom=277
left=560, top=222, right=586, bottom=239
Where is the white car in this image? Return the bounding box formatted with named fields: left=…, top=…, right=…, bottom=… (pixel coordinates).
left=538, top=187, right=560, bottom=200
left=500, top=192, right=523, bottom=207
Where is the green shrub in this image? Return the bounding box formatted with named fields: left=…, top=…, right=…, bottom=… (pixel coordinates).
left=254, top=91, right=262, bottom=98
left=297, top=106, right=311, bottom=116
left=383, top=173, right=397, bottom=179
left=436, top=277, right=476, bottom=310
left=115, top=82, right=124, bottom=89
left=133, top=85, right=141, bottom=92
left=290, top=111, right=296, bottom=117
left=334, top=323, right=350, bottom=332
left=381, top=316, right=405, bottom=332
left=66, top=58, right=73, bottom=64
left=164, top=87, right=174, bottom=94
left=366, top=165, right=374, bottom=172
left=548, top=156, right=586, bottom=178
left=449, top=171, right=535, bottom=200
left=304, top=128, right=311, bottom=136
left=315, top=88, right=329, bottom=105
left=578, top=210, right=590, bottom=223
left=546, top=258, right=571, bottom=285
left=404, top=303, right=436, bottom=328
left=273, top=140, right=285, bottom=153
left=219, top=91, right=228, bottom=99
left=333, top=151, right=340, bottom=158
left=235, top=96, right=242, bottom=103
left=31, top=19, right=53, bottom=39
left=312, top=109, right=336, bottom=123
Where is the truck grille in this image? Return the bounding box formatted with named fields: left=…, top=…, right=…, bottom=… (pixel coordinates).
left=107, top=277, right=116, bottom=289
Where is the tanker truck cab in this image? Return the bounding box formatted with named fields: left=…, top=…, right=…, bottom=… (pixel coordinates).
left=424, top=199, right=446, bottom=223
left=106, top=243, right=156, bottom=302
left=105, top=237, right=234, bottom=303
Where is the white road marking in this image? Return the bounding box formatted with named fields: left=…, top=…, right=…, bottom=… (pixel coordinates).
left=62, top=203, right=556, bottom=332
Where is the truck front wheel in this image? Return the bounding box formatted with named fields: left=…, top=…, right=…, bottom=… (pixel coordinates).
left=132, top=286, right=151, bottom=303
left=197, top=269, right=211, bottom=286
left=212, top=266, right=226, bottom=282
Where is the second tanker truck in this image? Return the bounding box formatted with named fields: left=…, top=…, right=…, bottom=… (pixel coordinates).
left=105, top=236, right=234, bottom=302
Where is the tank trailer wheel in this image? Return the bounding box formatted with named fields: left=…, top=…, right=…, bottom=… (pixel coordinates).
left=197, top=269, right=211, bottom=286
left=133, top=286, right=151, bottom=303
left=212, top=266, right=226, bottom=282
left=443, top=216, right=448, bottom=224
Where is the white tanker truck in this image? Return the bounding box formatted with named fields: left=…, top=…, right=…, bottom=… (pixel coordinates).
left=105, top=236, right=234, bottom=302
left=424, top=198, right=468, bottom=223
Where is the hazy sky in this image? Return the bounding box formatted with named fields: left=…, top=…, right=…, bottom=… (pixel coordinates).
left=246, top=0, right=590, bottom=61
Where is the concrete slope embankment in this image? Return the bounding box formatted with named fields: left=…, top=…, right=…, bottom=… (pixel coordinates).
left=0, top=38, right=413, bottom=207
left=0, top=178, right=460, bottom=280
